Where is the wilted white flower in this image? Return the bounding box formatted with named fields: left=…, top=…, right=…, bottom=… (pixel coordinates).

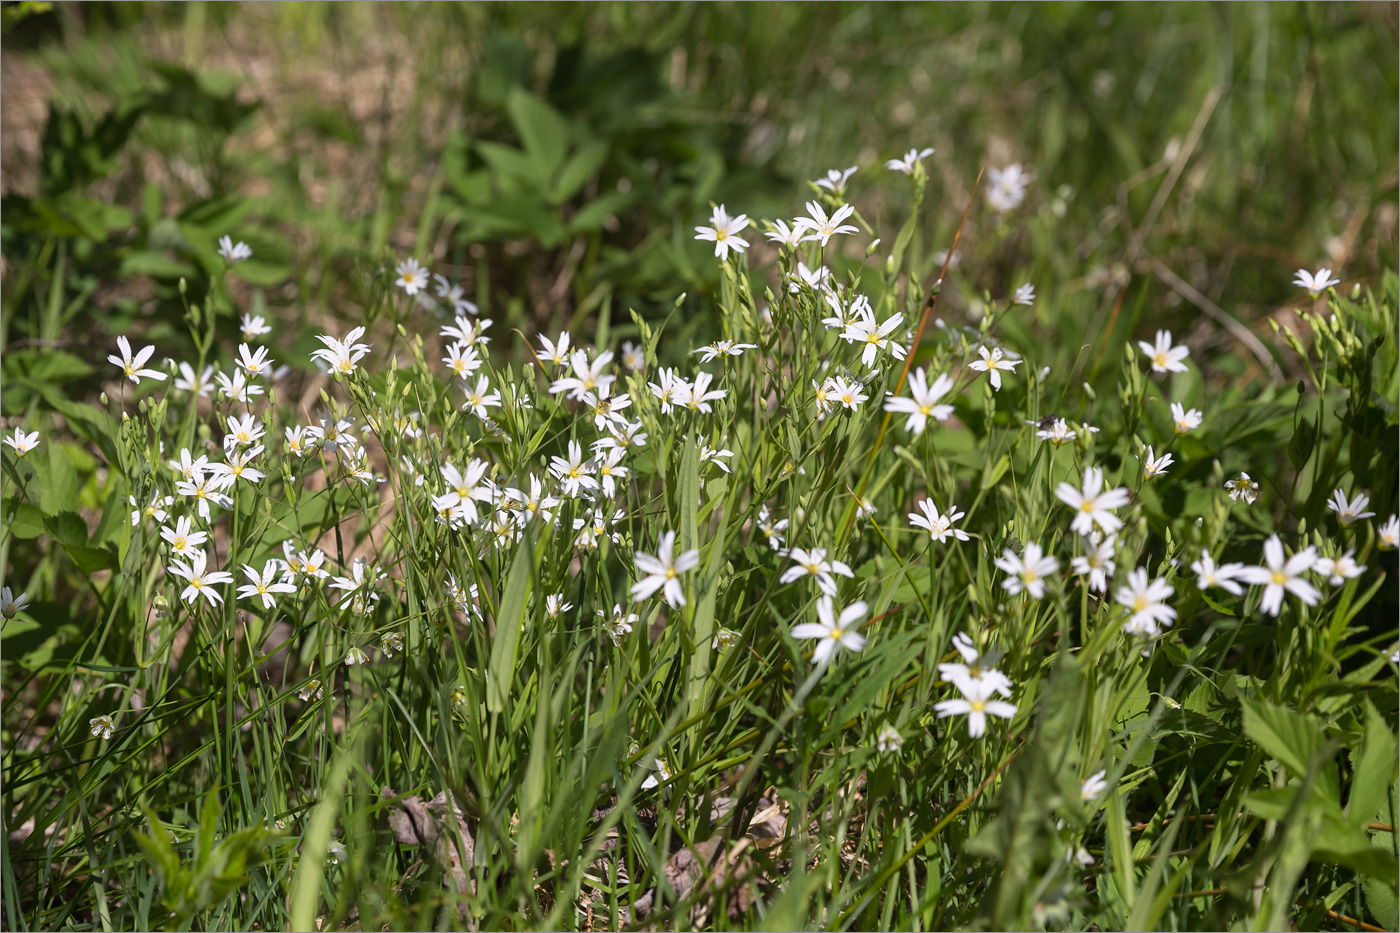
left=1225, top=472, right=1260, bottom=505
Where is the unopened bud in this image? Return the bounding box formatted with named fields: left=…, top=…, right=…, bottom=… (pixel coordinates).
left=178, top=278, right=187, bottom=295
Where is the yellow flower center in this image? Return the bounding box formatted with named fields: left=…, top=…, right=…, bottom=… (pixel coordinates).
left=665, top=567, right=677, bottom=579
left=1133, top=595, right=1148, bottom=611
left=1272, top=571, right=1286, bottom=585
left=971, top=699, right=986, bottom=712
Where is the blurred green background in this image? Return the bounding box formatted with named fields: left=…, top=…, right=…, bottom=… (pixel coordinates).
left=2, top=1, right=1397, bottom=392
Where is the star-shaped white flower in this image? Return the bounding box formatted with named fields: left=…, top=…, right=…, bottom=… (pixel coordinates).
left=1138, top=330, right=1189, bottom=374
left=1056, top=466, right=1130, bottom=536
left=108, top=336, right=168, bottom=385
left=792, top=596, right=869, bottom=667
left=968, top=345, right=1020, bottom=390
left=630, top=531, right=699, bottom=608
left=1292, top=267, right=1341, bottom=299
left=694, top=204, right=751, bottom=261
left=1237, top=534, right=1319, bottom=617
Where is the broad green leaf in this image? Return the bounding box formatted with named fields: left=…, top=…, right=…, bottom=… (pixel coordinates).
left=1241, top=697, right=1326, bottom=778
left=506, top=87, right=570, bottom=181
left=1346, top=702, right=1397, bottom=828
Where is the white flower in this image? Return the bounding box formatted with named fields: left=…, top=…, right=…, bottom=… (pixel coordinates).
left=160, top=515, right=208, bottom=558
left=1293, top=267, right=1341, bottom=299
left=1225, top=472, right=1260, bottom=505
left=986, top=163, right=1031, bottom=212
left=504, top=474, right=560, bottom=527
left=395, top=258, right=428, bottom=295
left=827, top=376, right=868, bottom=411
left=885, top=147, right=934, bottom=175
left=599, top=604, right=639, bottom=646
left=174, top=362, right=216, bottom=397
left=1378, top=515, right=1399, bottom=550
left=876, top=724, right=904, bottom=754
left=237, top=559, right=297, bottom=609
left=174, top=472, right=233, bottom=523
left=937, top=632, right=1013, bottom=698
left=536, top=332, right=571, bottom=367
left=0, top=587, right=31, bottom=620
left=935, top=669, right=1017, bottom=738
left=1138, top=330, right=1190, bottom=374
left=1314, top=550, right=1363, bottom=587
left=694, top=204, right=751, bottom=261
left=1070, top=534, right=1117, bottom=594
left=1011, top=282, right=1036, bottom=306
left=793, top=200, right=859, bottom=247
left=442, top=341, right=483, bottom=380
left=756, top=506, right=789, bottom=550
left=713, top=627, right=741, bottom=651
left=792, top=596, right=869, bottom=667
left=549, top=440, right=598, bottom=498
left=968, top=345, right=1020, bottom=390
left=240, top=313, right=272, bottom=340
left=815, top=165, right=858, bottom=193
left=550, top=348, right=616, bottom=401
left=107, top=336, right=168, bottom=385
left=4, top=428, right=40, bottom=458
left=214, top=369, right=263, bottom=403
left=620, top=340, right=645, bottom=372
left=130, top=491, right=173, bottom=526
left=1237, top=534, right=1320, bottom=617
left=344, top=646, right=369, bottom=666
left=842, top=308, right=906, bottom=368
left=545, top=594, right=573, bottom=619
left=167, top=550, right=235, bottom=607
left=1030, top=417, right=1076, bottom=446
left=89, top=714, right=116, bottom=740
left=439, top=460, right=495, bottom=522
left=765, top=219, right=804, bottom=249
left=210, top=445, right=267, bottom=490
left=1190, top=553, right=1246, bottom=596
left=630, top=531, right=700, bottom=608
left=681, top=370, right=728, bottom=413
left=329, top=557, right=385, bottom=607
left=698, top=437, right=734, bottom=473
left=1056, top=466, right=1130, bottom=536
left=1142, top=446, right=1174, bottom=478
left=780, top=547, right=855, bottom=598
left=1116, top=568, right=1176, bottom=636
left=217, top=235, right=252, bottom=263
left=908, top=499, right=970, bottom=543
left=788, top=261, right=832, bottom=293
left=640, top=755, right=675, bottom=790
left=690, top=339, right=757, bottom=363
left=225, top=412, right=265, bottom=449
left=1326, top=489, right=1375, bottom=526
left=1081, top=770, right=1108, bottom=802
left=461, top=375, right=502, bottom=420
left=281, top=542, right=330, bottom=583
left=1171, top=403, right=1203, bottom=435
left=441, top=313, right=492, bottom=347
left=995, top=543, right=1059, bottom=599
left=884, top=368, right=955, bottom=435
left=310, top=326, right=372, bottom=375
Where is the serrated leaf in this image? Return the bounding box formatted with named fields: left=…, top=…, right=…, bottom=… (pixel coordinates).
left=1241, top=697, right=1326, bottom=778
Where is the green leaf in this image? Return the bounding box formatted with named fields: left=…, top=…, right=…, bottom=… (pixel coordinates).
left=551, top=137, right=608, bottom=204
left=40, top=444, right=79, bottom=516
left=506, top=87, right=570, bottom=181
left=487, top=527, right=542, bottom=714
left=5, top=498, right=45, bottom=539
left=1346, top=702, right=1397, bottom=828
left=1241, top=697, right=1326, bottom=778
left=43, top=511, right=88, bottom=547
left=1287, top=414, right=1317, bottom=471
